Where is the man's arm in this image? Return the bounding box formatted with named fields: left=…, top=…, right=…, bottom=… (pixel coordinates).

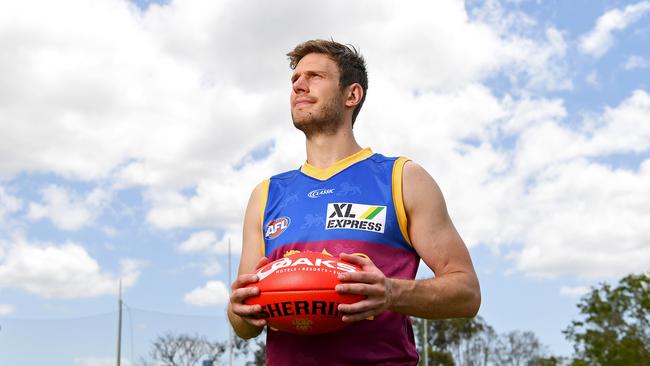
left=227, top=182, right=269, bottom=339
left=336, top=161, right=480, bottom=321
left=389, top=160, right=480, bottom=318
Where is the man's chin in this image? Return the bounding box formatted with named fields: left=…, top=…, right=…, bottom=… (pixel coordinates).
left=291, top=112, right=313, bottom=130
left=292, top=119, right=310, bottom=134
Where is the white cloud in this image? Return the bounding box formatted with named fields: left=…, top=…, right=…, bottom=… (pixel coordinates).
left=202, top=261, right=223, bottom=276
left=0, top=0, right=299, bottom=187
left=184, top=280, right=229, bottom=306
left=514, top=159, right=650, bottom=279
left=559, top=286, right=590, bottom=298
left=585, top=89, right=650, bottom=155
left=500, top=95, right=566, bottom=134
left=0, top=303, right=15, bottom=315
left=623, top=55, right=650, bottom=70
left=176, top=231, right=228, bottom=276
left=144, top=131, right=302, bottom=232
left=178, top=230, right=218, bottom=253
left=471, top=2, right=571, bottom=91
left=177, top=230, right=241, bottom=256
left=27, top=185, right=110, bottom=230
left=0, top=236, right=142, bottom=298
left=511, top=89, right=650, bottom=178
left=483, top=91, right=650, bottom=279
left=579, top=1, right=650, bottom=58
left=0, top=186, right=22, bottom=224
left=508, top=27, right=571, bottom=91
left=0, top=0, right=570, bottom=189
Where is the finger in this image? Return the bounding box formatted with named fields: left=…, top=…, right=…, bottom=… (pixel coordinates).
left=339, top=252, right=371, bottom=267
left=245, top=317, right=267, bottom=328
left=230, top=286, right=260, bottom=303
left=337, top=299, right=379, bottom=314
left=338, top=271, right=381, bottom=284
left=231, top=303, right=263, bottom=317
left=255, top=257, right=270, bottom=270
left=335, top=283, right=384, bottom=297
left=342, top=309, right=379, bottom=323
left=231, top=274, right=260, bottom=290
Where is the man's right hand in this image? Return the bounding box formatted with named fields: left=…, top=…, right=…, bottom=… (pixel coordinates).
left=229, top=257, right=270, bottom=328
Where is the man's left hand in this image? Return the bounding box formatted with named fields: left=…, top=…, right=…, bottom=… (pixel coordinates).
left=335, top=252, right=394, bottom=322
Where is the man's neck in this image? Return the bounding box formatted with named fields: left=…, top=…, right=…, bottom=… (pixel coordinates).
left=304, top=127, right=363, bottom=169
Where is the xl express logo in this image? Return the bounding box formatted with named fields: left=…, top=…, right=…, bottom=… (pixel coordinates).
left=265, top=217, right=290, bottom=240
left=325, top=203, right=386, bottom=233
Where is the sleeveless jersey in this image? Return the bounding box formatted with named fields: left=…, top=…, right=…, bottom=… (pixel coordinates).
left=260, top=148, right=420, bottom=366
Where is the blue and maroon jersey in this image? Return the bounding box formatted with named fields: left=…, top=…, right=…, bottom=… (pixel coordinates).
left=259, top=148, right=420, bottom=366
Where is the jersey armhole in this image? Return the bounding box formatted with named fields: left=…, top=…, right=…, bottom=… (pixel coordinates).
left=392, top=157, right=413, bottom=246
left=259, top=178, right=271, bottom=256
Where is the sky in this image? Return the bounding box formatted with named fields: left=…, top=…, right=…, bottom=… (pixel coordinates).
left=0, top=0, right=649, bottom=365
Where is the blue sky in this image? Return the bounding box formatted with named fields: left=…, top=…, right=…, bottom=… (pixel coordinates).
left=1, top=0, right=649, bottom=365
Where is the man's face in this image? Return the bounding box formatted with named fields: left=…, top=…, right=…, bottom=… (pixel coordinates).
left=290, top=53, right=345, bottom=137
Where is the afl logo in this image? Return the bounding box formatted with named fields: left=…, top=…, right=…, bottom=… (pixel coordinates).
left=265, top=217, right=291, bottom=240
left=307, top=188, right=335, bottom=198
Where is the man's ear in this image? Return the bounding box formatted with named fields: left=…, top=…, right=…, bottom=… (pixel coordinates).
left=344, top=83, right=364, bottom=108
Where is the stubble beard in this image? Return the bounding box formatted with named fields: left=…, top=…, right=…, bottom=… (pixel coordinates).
left=291, top=94, right=344, bottom=139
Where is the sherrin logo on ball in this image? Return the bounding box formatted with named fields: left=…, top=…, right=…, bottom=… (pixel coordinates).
left=264, top=217, right=290, bottom=240
left=244, top=251, right=365, bottom=335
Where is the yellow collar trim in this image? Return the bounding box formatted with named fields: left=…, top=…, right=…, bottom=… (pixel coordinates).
left=301, top=148, right=374, bottom=181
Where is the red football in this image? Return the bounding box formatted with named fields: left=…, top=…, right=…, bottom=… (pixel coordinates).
left=244, top=251, right=365, bottom=335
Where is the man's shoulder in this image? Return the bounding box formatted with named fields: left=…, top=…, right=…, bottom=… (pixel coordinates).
left=269, top=167, right=301, bottom=181
left=367, top=151, right=404, bottom=165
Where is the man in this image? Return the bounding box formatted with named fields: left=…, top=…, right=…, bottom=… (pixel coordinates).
left=228, top=39, right=480, bottom=365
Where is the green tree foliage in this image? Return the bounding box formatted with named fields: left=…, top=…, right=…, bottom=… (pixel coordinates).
left=563, top=273, right=650, bottom=366
left=493, top=330, right=549, bottom=366
left=413, top=316, right=555, bottom=366
left=414, top=316, right=495, bottom=365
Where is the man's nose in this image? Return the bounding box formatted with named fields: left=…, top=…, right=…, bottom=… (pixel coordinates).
left=292, top=75, right=308, bottom=93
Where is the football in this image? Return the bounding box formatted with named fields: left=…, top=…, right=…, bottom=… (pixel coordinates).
left=244, top=251, right=365, bottom=335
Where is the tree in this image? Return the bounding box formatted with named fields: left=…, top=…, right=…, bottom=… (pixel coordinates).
left=245, top=328, right=266, bottom=366
left=563, top=273, right=650, bottom=366
left=413, top=316, right=497, bottom=366
left=492, top=330, right=547, bottom=366
left=413, top=317, right=557, bottom=366
left=139, top=332, right=249, bottom=366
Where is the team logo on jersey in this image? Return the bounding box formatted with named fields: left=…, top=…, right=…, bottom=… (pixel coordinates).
left=265, top=217, right=291, bottom=240
left=325, top=203, right=386, bottom=233
left=307, top=188, right=335, bottom=198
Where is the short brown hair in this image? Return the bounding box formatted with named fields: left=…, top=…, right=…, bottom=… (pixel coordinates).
left=287, top=39, right=368, bottom=125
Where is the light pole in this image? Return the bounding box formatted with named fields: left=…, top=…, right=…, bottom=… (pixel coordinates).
left=228, top=237, right=233, bottom=366
left=116, top=279, right=123, bottom=366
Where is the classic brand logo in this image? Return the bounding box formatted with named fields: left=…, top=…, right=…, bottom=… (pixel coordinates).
left=325, top=203, right=386, bottom=233
left=264, top=217, right=290, bottom=240
left=307, top=188, right=335, bottom=198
